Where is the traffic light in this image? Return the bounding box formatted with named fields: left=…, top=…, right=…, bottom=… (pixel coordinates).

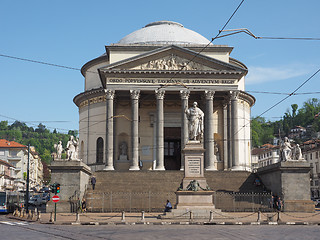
left=51, top=183, right=56, bottom=193
left=56, top=184, right=60, bottom=193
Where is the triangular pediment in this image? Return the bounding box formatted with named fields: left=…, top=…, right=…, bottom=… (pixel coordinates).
left=100, top=45, right=247, bottom=73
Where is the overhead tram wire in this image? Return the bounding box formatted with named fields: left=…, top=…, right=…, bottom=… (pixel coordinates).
left=214, top=28, right=320, bottom=41
left=80, top=0, right=247, bottom=131
left=2, top=1, right=247, bottom=134
left=234, top=67, right=320, bottom=137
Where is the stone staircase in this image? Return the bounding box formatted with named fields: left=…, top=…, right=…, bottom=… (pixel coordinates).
left=84, top=171, right=268, bottom=212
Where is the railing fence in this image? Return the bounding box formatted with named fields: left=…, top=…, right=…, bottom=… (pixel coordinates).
left=86, top=191, right=273, bottom=212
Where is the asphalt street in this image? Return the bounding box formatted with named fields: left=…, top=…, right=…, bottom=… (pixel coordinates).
left=1, top=214, right=320, bottom=240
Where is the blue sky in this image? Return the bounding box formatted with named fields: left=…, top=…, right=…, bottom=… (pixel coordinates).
left=1, top=0, right=319, bottom=133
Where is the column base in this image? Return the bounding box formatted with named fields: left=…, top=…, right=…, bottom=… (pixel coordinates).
left=129, top=166, right=140, bottom=171
left=180, top=167, right=184, bottom=171
left=205, top=166, right=218, bottom=171
left=103, top=166, right=115, bottom=171
left=154, top=166, right=165, bottom=171
left=231, top=165, right=246, bottom=171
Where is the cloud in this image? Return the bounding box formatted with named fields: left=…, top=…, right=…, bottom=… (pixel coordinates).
left=246, top=65, right=311, bottom=85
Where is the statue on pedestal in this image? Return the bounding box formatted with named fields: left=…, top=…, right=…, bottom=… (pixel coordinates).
left=185, top=102, right=204, bottom=142
left=119, top=142, right=128, bottom=161
left=280, top=137, right=304, bottom=161
left=281, top=137, right=292, bottom=161
left=66, top=136, right=79, bottom=161
left=54, top=141, right=63, bottom=160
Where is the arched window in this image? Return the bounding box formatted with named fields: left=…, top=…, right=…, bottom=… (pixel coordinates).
left=96, top=137, right=104, bottom=164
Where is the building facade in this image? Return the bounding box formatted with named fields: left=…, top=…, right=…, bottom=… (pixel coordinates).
left=251, top=144, right=280, bottom=170
left=302, top=140, right=320, bottom=198
left=74, top=21, right=255, bottom=172
left=0, top=159, right=15, bottom=191
left=0, top=140, right=43, bottom=191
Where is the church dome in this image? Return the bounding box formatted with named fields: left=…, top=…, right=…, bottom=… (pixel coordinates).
left=118, top=21, right=212, bottom=45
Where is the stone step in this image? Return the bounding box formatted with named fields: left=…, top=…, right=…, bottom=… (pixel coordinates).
left=84, top=171, right=267, bottom=211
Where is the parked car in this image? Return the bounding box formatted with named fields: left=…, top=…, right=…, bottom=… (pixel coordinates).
left=311, top=198, right=320, bottom=207
left=29, top=195, right=46, bottom=206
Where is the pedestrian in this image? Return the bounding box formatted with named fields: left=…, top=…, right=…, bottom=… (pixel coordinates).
left=277, top=197, right=282, bottom=211
left=82, top=198, right=87, bottom=213
left=164, top=200, right=172, bottom=212
left=91, top=175, right=96, bottom=190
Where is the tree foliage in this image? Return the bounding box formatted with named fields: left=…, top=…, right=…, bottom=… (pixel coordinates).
left=0, top=121, right=76, bottom=165
left=251, top=98, right=320, bottom=147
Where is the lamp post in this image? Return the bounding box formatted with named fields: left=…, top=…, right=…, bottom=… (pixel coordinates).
left=25, top=144, right=30, bottom=211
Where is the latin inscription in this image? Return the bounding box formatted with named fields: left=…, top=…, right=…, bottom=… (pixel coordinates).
left=188, top=158, right=201, bottom=175
left=107, top=78, right=235, bottom=85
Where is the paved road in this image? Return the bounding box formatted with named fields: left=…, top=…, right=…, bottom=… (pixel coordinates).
left=1, top=215, right=320, bottom=240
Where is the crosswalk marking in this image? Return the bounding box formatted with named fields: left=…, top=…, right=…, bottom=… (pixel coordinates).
left=0, top=221, right=29, bottom=226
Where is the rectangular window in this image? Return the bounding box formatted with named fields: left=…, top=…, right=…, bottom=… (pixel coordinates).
left=0, top=151, right=4, bottom=156
left=310, top=153, right=313, bottom=160
left=317, top=152, right=319, bottom=159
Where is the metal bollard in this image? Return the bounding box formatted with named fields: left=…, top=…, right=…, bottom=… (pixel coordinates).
left=34, top=208, right=38, bottom=220
left=121, top=211, right=125, bottom=222
left=37, top=211, right=41, bottom=221
left=277, top=211, right=281, bottom=222
left=141, top=211, right=145, bottom=222
left=209, top=210, right=213, bottom=222
left=189, top=211, right=193, bottom=220
left=76, top=212, right=80, bottom=223
left=49, top=211, right=54, bottom=222
left=257, top=211, right=261, bottom=222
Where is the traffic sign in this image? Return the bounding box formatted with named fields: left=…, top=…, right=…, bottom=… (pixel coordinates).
left=52, top=195, right=60, bottom=203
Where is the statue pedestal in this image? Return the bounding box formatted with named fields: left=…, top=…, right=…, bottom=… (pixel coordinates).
left=257, top=161, right=314, bottom=212
left=47, top=160, right=92, bottom=213
left=161, top=142, right=217, bottom=218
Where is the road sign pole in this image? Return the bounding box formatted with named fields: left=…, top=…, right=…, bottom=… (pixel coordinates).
left=54, top=202, right=57, bottom=221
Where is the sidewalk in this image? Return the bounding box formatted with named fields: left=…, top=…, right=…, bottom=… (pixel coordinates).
left=9, top=211, right=320, bottom=225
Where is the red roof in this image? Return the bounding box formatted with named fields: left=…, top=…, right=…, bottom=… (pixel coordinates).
left=0, top=139, right=26, bottom=148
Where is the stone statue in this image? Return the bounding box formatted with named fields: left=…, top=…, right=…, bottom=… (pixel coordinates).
left=54, top=141, right=63, bottom=159
left=294, top=144, right=303, bottom=160
left=214, top=142, right=220, bottom=162
left=66, top=136, right=79, bottom=161
left=185, top=180, right=211, bottom=191
left=281, top=137, right=292, bottom=161
left=120, top=142, right=127, bottom=156
left=185, top=102, right=204, bottom=141
left=186, top=180, right=200, bottom=191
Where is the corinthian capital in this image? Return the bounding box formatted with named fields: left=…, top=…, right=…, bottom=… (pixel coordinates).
left=130, top=90, right=140, bottom=100
left=155, top=89, right=165, bottom=100
left=180, top=90, right=190, bottom=100
left=204, top=90, right=215, bottom=100
left=105, top=89, right=115, bottom=100
left=230, top=90, right=239, bottom=101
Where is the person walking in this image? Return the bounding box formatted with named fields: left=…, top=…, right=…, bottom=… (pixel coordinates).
left=91, top=176, right=96, bottom=190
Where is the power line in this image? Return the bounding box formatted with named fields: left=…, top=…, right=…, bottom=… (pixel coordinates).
left=0, top=54, right=81, bottom=71
left=215, top=28, right=320, bottom=41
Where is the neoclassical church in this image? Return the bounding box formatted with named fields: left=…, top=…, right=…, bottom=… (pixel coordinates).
left=73, top=21, right=255, bottom=172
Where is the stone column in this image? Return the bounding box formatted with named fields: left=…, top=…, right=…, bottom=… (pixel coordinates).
left=231, top=90, right=241, bottom=170
left=104, top=89, right=115, bottom=171
left=155, top=89, right=165, bottom=170
left=204, top=90, right=217, bottom=171
left=129, top=90, right=140, bottom=171
left=180, top=89, right=190, bottom=171
left=223, top=100, right=229, bottom=170
left=227, top=99, right=232, bottom=170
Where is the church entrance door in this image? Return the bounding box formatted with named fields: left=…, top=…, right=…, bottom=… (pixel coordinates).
left=164, top=127, right=181, bottom=170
